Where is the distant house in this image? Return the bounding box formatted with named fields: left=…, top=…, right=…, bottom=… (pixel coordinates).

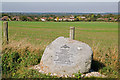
left=68, top=18, right=74, bottom=21
left=48, top=17, right=53, bottom=20
left=34, top=17, right=38, bottom=20
left=115, top=19, right=118, bottom=22
left=59, top=18, right=62, bottom=21
left=34, top=17, right=39, bottom=21
left=97, top=18, right=104, bottom=21
left=54, top=18, right=57, bottom=21
left=68, top=15, right=75, bottom=21
left=41, top=17, right=47, bottom=21
left=110, top=17, right=115, bottom=21
left=80, top=16, right=86, bottom=19
left=54, top=18, right=62, bottom=21
left=54, top=17, right=60, bottom=21
left=62, top=18, right=67, bottom=21
left=1, top=16, right=11, bottom=21
left=27, top=17, right=33, bottom=21
left=12, top=16, right=20, bottom=21
left=104, top=18, right=109, bottom=22
left=85, top=18, right=88, bottom=21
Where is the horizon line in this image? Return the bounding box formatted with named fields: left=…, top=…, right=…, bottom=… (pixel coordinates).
left=1, top=11, right=118, bottom=13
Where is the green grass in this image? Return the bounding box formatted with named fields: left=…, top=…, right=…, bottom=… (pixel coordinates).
left=7, top=21, right=118, bottom=48
left=2, top=21, right=118, bottom=78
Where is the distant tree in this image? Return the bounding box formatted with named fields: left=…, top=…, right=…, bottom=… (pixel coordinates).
left=109, top=14, right=114, bottom=17
left=74, top=16, right=77, bottom=18
left=90, top=14, right=97, bottom=21
left=57, top=17, right=59, bottom=21
left=75, top=18, right=79, bottom=21
left=87, top=18, right=91, bottom=22
left=114, top=15, right=118, bottom=19
left=97, top=14, right=102, bottom=18
left=54, top=16, right=56, bottom=19
left=35, top=18, right=39, bottom=21
left=2, top=13, right=8, bottom=17
left=8, top=16, right=13, bottom=20
left=20, top=16, right=28, bottom=21
left=79, top=17, right=82, bottom=21
left=29, top=16, right=34, bottom=20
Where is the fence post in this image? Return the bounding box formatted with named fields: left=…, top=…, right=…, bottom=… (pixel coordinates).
left=70, top=27, right=75, bottom=40
left=3, top=21, right=9, bottom=44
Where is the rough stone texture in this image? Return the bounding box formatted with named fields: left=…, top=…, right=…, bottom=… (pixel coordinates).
left=40, top=37, right=93, bottom=77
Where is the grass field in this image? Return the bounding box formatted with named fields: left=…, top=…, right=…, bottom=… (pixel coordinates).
left=2, top=21, right=118, bottom=78
left=7, top=21, right=118, bottom=48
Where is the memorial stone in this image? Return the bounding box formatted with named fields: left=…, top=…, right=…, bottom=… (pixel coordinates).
left=40, top=37, right=93, bottom=77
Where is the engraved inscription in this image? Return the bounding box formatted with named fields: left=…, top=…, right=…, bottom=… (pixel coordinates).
left=54, top=44, right=73, bottom=65
left=61, top=45, right=70, bottom=49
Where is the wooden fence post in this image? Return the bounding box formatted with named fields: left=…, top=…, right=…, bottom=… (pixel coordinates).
left=70, top=27, right=75, bottom=40
left=3, top=21, right=9, bottom=44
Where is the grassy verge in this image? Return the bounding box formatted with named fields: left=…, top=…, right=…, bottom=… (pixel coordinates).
left=2, top=40, right=118, bottom=78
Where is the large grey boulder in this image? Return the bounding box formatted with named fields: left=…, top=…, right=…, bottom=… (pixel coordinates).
left=40, top=37, right=93, bottom=77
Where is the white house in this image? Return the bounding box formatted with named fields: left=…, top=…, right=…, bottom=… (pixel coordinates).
left=80, top=16, right=86, bottom=19
left=54, top=18, right=62, bottom=21
left=54, top=18, right=57, bottom=21
left=68, top=16, right=75, bottom=21
left=62, top=18, right=67, bottom=21
left=40, top=17, right=46, bottom=21
left=59, top=18, right=62, bottom=21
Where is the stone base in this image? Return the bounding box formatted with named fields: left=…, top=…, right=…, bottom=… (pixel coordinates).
left=31, top=64, right=106, bottom=78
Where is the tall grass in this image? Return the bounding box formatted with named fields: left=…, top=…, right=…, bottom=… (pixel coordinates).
left=2, top=40, right=118, bottom=78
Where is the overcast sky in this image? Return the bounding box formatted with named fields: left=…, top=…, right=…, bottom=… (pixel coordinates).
left=2, top=2, right=118, bottom=13
left=1, top=0, right=119, bottom=2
